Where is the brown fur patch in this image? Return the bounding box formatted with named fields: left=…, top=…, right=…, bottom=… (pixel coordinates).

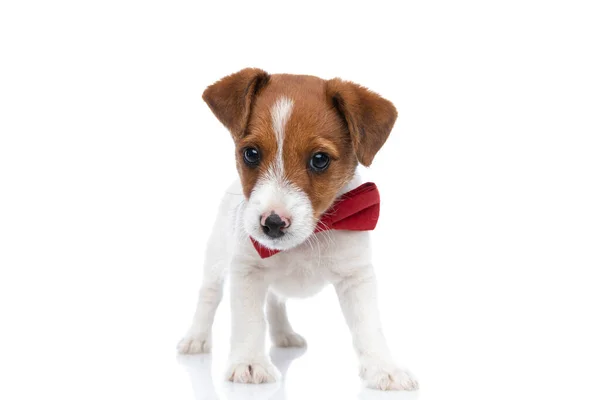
left=202, top=68, right=269, bottom=138
left=326, top=78, right=398, bottom=166
left=203, top=70, right=397, bottom=218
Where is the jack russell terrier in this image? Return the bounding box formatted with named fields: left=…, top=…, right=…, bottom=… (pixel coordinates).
left=177, top=68, right=418, bottom=391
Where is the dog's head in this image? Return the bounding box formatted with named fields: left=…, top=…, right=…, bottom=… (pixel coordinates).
left=202, top=68, right=397, bottom=251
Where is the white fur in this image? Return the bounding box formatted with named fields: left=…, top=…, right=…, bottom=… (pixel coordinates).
left=242, top=96, right=316, bottom=251
left=178, top=174, right=419, bottom=391
left=243, top=174, right=313, bottom=250
left=270, top=96, right=294, bottom=179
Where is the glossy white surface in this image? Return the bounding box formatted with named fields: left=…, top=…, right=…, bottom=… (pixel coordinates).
left=1, top=1, right=599, bottom=399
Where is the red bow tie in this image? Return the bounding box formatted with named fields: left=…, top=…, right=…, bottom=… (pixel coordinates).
left=250, top=182, right=380, bottom=258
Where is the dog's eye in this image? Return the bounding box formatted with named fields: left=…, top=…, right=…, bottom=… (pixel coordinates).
left=243, top=147, right=260, bottom=166
left=309, top=152, right=330, bottom=172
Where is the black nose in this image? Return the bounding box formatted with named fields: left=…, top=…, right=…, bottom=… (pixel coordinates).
left=262, top=213, right=286, bottom=238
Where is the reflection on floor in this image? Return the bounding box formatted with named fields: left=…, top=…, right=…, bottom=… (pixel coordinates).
left=177, top=347, right=419, bottom=400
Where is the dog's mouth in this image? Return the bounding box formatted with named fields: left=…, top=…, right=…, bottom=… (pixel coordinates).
left=243, top=180, right=317, bottom=252
left=252, top=236, right=284, bottom=251
left=250, top=227, right=311, bottom=251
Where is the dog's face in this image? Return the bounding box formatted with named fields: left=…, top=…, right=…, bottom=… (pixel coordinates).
left=203, top=69, right=397, bottom=250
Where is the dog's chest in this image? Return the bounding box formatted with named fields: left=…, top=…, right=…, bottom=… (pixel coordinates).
left=265, top=249, right=330, bottom=298
left=260, top=230, right=371, bottom=298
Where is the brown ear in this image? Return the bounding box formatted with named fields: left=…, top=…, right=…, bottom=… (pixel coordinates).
left=326, top=78, right=397, bottom=166
left=202, top=68, right=270, bottom=138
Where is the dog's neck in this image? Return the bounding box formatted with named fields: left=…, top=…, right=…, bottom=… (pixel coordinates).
left=337, top=171, right=363, bottom=198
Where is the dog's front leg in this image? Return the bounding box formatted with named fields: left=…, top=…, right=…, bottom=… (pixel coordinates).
left=335, top=266, right=418, bottom=391
left=226, top=266, right=280, bottom=384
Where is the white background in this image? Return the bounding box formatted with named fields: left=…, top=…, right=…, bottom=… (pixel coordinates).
left=1, top=1, right=599, bottom=399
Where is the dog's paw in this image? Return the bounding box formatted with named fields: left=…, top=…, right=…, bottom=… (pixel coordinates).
left=177, top=333, right=212, bottom=354
left=226, top=359, right=281, bottom=384
left=270, top=330, right=307, bottom=348
left=360, top=364, right=419, bottom=391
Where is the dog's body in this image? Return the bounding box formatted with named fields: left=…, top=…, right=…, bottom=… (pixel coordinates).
left=178, top=69, right=418, bottom=391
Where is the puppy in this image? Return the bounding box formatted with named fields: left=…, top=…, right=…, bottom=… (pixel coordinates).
left=177, top=68, right=418, bottom=391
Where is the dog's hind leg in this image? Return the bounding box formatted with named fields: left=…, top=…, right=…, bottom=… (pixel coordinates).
left=266, top=291, right=306, bottom=348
